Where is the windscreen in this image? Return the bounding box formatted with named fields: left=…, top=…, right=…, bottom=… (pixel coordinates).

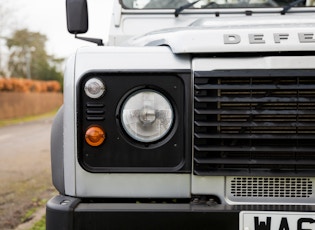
left=121, top=0, right=314, bottom=9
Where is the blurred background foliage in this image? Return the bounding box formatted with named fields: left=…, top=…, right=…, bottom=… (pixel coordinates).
left=0, top=78, right=61, bottom=93
left=0, top=3, right=63, bottom=87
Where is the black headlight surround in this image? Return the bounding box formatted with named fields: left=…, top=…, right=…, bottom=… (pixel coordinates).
left=77, top=72, right=191, bottom=173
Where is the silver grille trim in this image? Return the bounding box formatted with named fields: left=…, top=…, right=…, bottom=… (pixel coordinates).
left=226, top=177, right=315, bottom=204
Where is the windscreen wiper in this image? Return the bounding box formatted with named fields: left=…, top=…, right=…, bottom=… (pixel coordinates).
left=281, top=0, right=305, bottom=14
left=175, top=0, right=201, bottom=17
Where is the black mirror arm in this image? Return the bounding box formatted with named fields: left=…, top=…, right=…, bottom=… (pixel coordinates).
left=75, top=34, right=104, bottom=46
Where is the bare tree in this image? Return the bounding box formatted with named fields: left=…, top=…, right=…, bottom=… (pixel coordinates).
left=0, top=1, right=15, bottom=77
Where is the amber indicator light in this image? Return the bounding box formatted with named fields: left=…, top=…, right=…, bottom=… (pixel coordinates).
left=85, top=126, right=106, bottom=146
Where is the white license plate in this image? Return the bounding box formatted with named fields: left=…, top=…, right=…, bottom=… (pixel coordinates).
left=240, top=211, right=315, bottom=230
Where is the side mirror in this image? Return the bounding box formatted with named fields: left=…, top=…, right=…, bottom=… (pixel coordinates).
left=66, top=0, right=88, bottom=34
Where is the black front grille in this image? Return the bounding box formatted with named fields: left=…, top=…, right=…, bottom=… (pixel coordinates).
left=194, top=70, right=315, bottom=176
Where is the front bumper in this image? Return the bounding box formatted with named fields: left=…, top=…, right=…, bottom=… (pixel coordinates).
left=46, top=195, right=315, bottom=230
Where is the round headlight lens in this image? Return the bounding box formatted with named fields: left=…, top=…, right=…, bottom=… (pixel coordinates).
left=84, top=78, right=105, bottom=99
left=121, top=89, right=174, bottom=143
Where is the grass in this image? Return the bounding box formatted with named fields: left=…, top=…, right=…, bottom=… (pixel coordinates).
left=0, top=170, right=53, bottom=230
left=21, top=207, right=38, bottom=223
left=30, top=216, right=46, bottom=230
left=21, top=198, right=47, bottom=224
left=0, top=109, right=58, bottom=127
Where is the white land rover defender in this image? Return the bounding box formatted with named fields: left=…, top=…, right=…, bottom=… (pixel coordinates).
left=47, top=0, right=315, bottom=229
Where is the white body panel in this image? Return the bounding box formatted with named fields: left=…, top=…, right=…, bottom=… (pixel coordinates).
left=63, top=46, right=191, bottom=197
left=109, top=1, right=315, bottom=48
left=127, top=14, right=315, bottom=53
left=60, top=0, right=315, bottom=202
left=63, top=55, right=77, bottom=196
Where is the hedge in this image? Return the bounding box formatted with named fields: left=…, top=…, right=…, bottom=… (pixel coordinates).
left=0, top=77, right=61, bottom=93
left=0, top=92, right=63, bottom=119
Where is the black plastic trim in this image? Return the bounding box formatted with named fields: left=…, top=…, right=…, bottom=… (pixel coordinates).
left=194, top=69, right=315, bottom=176
left=46, top=195, right=81, bottom=230
left=77, top=72, right=192, bottom=173
left=46, top=195, right=315, bottom=230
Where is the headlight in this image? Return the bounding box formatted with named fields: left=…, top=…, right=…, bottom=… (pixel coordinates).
left=84, top=78, right=105, bottom=99
left=121, top=89, right=174, bottom=143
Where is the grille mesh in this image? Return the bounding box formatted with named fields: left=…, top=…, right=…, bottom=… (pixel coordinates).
left=194, top=70, right=315, bottom=176
left=230, top=177, right=312, bottom=198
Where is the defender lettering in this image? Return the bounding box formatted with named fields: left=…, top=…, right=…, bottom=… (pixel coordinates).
left=224, top=32, right=315, bottom=44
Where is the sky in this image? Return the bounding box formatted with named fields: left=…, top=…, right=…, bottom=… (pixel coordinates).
left=3, top=0, right=114, bottom=58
